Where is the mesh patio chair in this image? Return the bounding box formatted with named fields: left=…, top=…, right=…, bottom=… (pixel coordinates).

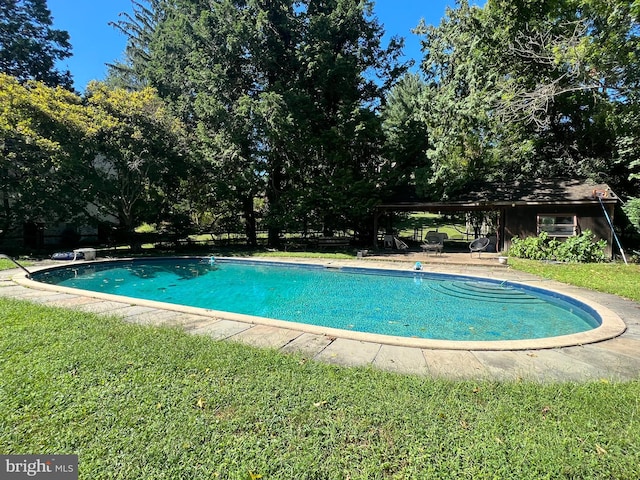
left=469, top=237, right=490, bottom=258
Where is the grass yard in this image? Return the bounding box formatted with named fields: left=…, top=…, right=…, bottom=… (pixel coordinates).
left=0, top=258, right=33, bottom=271
left=1, top=257, right=640, bottom=478
left=508, top=258, right=640, bottom=302
left=1, top=298, right=639, bottom=479
left=396, top=212, right=470, bottom=241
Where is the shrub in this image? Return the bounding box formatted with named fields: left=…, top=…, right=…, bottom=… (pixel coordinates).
left=509, top=230, right=606, bottom=263
left=135, top=223, right=157, bottom=233
left=509, top=231, right=556, bottom=260
left=554, top=230, right=607, bottom=262
left=622, top=197, right=640, bottom=233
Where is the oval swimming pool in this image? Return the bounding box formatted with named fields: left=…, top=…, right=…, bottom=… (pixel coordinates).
left=30, top=257, right=605, bottom=343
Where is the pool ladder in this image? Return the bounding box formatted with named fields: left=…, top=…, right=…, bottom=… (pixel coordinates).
left=0, top=254, right=31, bottom=278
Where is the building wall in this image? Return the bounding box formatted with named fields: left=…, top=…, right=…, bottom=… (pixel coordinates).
left=503, top=203, right=615, bottom=258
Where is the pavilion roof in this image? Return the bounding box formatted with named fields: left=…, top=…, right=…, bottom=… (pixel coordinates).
left=377, top=179, right=616, bottom=212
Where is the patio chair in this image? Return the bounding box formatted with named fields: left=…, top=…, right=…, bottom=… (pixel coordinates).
left=394, top=237, right=409, bottom=253
left=383, top=234, right=394, bottom=248
left=421, top=233, right=444, bottom=255
left=469, top=237, right=491, bottom=258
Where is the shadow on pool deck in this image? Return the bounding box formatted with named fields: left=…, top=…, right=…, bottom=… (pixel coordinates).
left=2, top=256, right=639, bottom=383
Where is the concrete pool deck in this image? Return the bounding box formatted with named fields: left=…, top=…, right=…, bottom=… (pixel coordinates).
left=2, top=255, right=640, bottom=382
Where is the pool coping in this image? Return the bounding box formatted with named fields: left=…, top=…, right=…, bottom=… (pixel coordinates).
left=14, top=256, right=627, bottom=352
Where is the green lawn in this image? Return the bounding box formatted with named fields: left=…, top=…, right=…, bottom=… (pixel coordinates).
left=508, top=258, right=640, bottom=302
left=0, top=258, right=33, bottom=271
left=396, top=212, right=469, bottom=241
left=1, top=298, right=639, bottom=479
left=1, top=258, right=640, bottom=478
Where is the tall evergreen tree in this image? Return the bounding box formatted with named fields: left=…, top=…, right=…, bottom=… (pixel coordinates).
left=113, top=0, right=406, bottom=246
left=381, top=73, right=430, bottom=196
left=106, top=0, right=164, bottom=91
left=0, top=0, right=72, bottom=88
left=416, top=1, right=501, bottom=198
left=288, top=0, right=406, bottom=241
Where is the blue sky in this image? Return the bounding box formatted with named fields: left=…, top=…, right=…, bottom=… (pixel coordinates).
left=47, top=0, right=464, bottom=91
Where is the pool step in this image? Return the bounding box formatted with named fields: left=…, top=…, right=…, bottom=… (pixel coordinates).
left=429, top=281, right=545, bottom=304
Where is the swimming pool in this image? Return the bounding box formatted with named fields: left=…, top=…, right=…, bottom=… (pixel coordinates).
left=30, top=257, right=610, bottom=344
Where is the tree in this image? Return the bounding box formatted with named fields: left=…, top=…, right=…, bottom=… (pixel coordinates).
left=483, top=0, right=639, bottom=191
left=114, top=0, right=407, bottom=246
left=111, top=0, right=269, bottom=245
left=284, top=0, right=405, bottom=241
left=381, top=73, right=430, bottom=196
left=0, top=0, right=72, bottom=88
left=0, top=73, right=90, bottom=242
left=106, top=0, right=164, bottom=91
left=493, top=0, right=640, bottom=128
left=415, top=1, right=502, bottom=198
left=80, top=82, right=187, bottom=241
left=412, top=0, right=640, bottom=201
left=0, top=74, right=188, bottom=247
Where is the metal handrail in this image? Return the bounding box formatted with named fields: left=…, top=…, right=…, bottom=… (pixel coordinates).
left=0, top=254, right=31, bottom=278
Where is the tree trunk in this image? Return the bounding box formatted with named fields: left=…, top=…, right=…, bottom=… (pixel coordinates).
left=1, top=188, right=12, bottom=238
left=268, top=226, right=281, bottom=249
left=243, top=196, right=257, bottom=247
left=266, top=154, right=283, bottom=249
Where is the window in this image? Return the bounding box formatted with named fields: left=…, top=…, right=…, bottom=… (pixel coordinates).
left=537, top=215, right=577, bottom=237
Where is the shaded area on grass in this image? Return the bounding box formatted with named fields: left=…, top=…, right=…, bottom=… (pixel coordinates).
left=1, top=297, right=639, bottom=479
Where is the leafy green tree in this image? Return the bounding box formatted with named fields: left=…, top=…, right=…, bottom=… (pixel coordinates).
left=493, top=0, right=639, bottom=126
left=80, top=82, right=187, bottom=241
left=579, top=0, right=640, bottom=195
left=415, top=1, right=501, bottom=198
left=0, top=73, right=90, bottom=242
left=623, top=198, right=640, bottom=234
left=0, top=0, right=72, bottom=88
left=483, top=0, right=619, bottom=181
left=0, top=74, right=187, bottom=248
left=481, top=0, right=640, bottom=193
left=412, top=0, right=640, bottom=201
left=112, top=0, right=269, bottom=245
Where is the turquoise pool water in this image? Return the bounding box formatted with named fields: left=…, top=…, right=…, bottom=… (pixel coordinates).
left=32, top=258, right=601, bottom=341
